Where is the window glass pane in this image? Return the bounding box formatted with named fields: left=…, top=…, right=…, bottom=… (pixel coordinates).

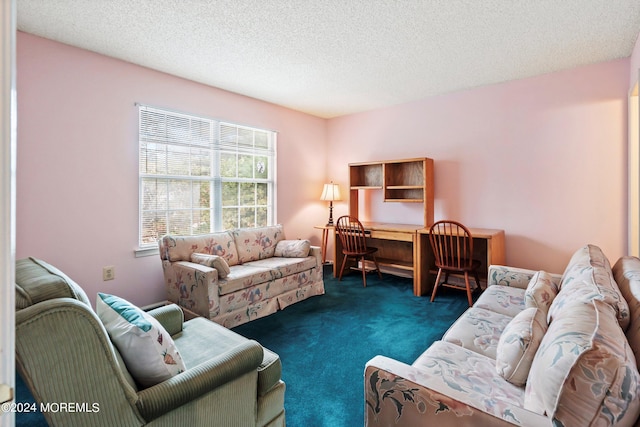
left=240, top=182, right=255, bottom=206
left=168, top=180, right=192, bottom=209
left=256, top=183, right=268, bottom=205
left=168, top=210, right=192, bottom=235
left=220, top=152, right=237, bottom=177
left=166, top=115, right=190, bottom=143
left=141, top=211, right=167, bottom=245
left=238, top=128, right=253, bottom=148
left=190, top=119, right=211, bottom=147
left=222, top=182, right=238, bottom=206
left=256, top=207, right=267, bottom=226
left=220, top=124, right=237, bottom=145
left=140, top=142, right=167, bottom=174
left=240, top=207, right=256, bottom=228
left=167, top=145, right=191, bottom=176
left=192, top=181, right=210, bottom=209
left=192, top=209, right=211, bottom=234
left=222, top=207, right=238, bottom=230
left=254, top=131, right=269, bottom=149
left=142, top=178, right=168, bottom=210
left=238, top=154, right=253, bottom=178
left=191, top=148, right=211, bottom=176
left=255, top=156, right=268, bottom=179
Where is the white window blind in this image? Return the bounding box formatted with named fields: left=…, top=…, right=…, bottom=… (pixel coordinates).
left=138, top=105, right=276, bottom=247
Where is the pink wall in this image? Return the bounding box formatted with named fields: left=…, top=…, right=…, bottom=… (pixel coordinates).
left=17, top=29, right=637, bottom=305
left=16, top=32, right=328, bottom=307
left=327, top=59, right=630, bottom=273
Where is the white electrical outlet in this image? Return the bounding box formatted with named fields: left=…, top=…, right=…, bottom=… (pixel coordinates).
left=103, top=266, right=115, bottom=281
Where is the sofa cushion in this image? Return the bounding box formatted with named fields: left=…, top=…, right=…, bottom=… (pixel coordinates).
left=524, top=270, right=558, bottom=316
left=557, top=244, right=630, bottom=329
left=474, top=285, right=525, bottom=318
left=442, top=307, right=512, bottom=359
left=274, top=239, right=310, bottom=258
left=190, top=253, right=231, bottom=279
left=613, top=256, right=640, bottom=369
left=244, top=256, right=317, bottom=279
left=525, top=299, right=640, bottom=425
left=176, top=317, right=281, bottom=396
left=495, top=307, right=547, bottom=386
left=233, top=225, right=284, bottom=264
left=161, top=231, right=239, bottom=266
left=218, top=264, right=273, bottom=296
left=96, top=293, right=187, bottom=388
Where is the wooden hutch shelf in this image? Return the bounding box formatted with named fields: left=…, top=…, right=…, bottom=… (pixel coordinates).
left=349, top=157, right=434, bottom=226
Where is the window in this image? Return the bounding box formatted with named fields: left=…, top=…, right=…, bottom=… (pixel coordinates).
left=138, top=105, right=276, bottom=247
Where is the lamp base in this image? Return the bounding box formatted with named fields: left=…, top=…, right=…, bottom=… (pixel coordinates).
left=326, top=202, right=334, bottom=226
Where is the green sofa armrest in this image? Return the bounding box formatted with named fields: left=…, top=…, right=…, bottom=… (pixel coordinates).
left=135, top=340, right=264, bottom=421
left=146, top=303, right=184, bottom=335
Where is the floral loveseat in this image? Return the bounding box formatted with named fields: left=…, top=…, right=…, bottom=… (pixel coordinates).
left=160, top=224, right=325, bottom=328
left=365, top=244, right=640, bottom=426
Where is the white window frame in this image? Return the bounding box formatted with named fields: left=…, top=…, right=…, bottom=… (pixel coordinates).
left=136, top=104, right=277, bottom=254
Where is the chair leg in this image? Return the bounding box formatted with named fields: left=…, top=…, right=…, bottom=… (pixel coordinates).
left=431, top=268, right=443, bottom=302
left=372, top=255, right=382, bottom=279
left=464, top=272, right=473, bottom=307
left=473, top=270, right=482, bottom=293
left=360, top=256, right=367, bottom=287
left=338, top=254, right=348, bottom=281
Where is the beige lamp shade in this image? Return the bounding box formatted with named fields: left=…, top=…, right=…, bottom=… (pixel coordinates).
left=320, top=182, right=341, bottom=225
left=320, top=183, right=341, bottom=201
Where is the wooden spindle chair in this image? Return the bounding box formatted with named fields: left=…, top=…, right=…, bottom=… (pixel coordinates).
left=429, top=220, right=482, bottom=306
left=335, top=215, right=382, bottom=287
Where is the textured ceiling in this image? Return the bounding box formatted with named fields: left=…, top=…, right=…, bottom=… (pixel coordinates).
left=16, top=0, right=640, bottom=118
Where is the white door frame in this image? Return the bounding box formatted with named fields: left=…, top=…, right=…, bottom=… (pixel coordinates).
left=0, top=0, right=17, bottom=425
left=629, top=77, right=640, bottom=257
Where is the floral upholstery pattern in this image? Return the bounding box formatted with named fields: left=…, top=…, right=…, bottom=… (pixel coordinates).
left=160, top=225, right=324, bottom=328
left=160, top=231, right=239, bottom=266
left=474, top=285, right=525, bottom=317
left=557, top=244, right=630, bottom=329
left=613, top=256, right=640, bottom=368
left=525, top=299, right=640, bottom=426
left=232, top=225, right=284, bottom=264
left=365, top=245, right=640, bottom=427
left=190, top=253, right=231, bottom=278
left=495, top=307, right=547, bottom=386
left=523, top=270, right=558, bottom=316
left=442, top=308, right=512, bottom=359
left=274, top=239, right=311, bottom=257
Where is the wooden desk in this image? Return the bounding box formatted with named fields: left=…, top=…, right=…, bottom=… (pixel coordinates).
left=332, top=223, right=505, bottom=297
left=314, top=224, right=334, bottom=264
left=416, top=227, right=505, bottom=296
left=333, top=222, right=422, bottom=293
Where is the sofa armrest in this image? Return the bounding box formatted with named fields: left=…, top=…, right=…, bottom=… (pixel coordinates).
left=163, top=260, right=221, bottom=318
left=147, top=303, right=184, bottom=335
left=365, top=356, right=551, bottom=427
left=136, top=340, right=264, bottom=421
left=487, top=265, right=561, bottom=290
left=309, top=246, right=322, bottom=269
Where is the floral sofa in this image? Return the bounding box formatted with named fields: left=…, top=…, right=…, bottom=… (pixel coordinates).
left=365, top=244, right=640, bottom=426
left=159, top=224, right=325, bottom=328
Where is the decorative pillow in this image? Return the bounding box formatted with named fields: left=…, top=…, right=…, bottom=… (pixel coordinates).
left=96, top=293, right=186, bottom=388
left=274, top=239, right=311, bottom=258
left=524, top=270, right=558, bottom=316
left=190, top=253, right=231, bottom=279
left=495, top=307, right=548, bottom=386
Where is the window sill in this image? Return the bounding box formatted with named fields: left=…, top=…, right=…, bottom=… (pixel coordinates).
left=135, top=246, right=159, bottom=258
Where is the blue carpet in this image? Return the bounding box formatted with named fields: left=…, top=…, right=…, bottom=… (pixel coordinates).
left=15, top=265, right=469, bottom=426
left=233, top=266, right=470, bottom=426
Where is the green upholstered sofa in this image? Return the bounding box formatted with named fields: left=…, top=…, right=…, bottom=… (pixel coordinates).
left=14, top=257, right=285, bottom=426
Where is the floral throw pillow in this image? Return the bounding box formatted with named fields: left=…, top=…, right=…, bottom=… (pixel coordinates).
left=190, top=253, right=231, bottom=279
left=524, top=270, right=559, bottom=316
left=96, top=293, right=186, bottom=388
left=495, top=307, right=548, bottom=386
left=274, top=239, right=311, bottom=258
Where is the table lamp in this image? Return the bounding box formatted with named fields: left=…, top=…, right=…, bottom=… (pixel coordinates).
left=320, top=182, right=341, bottom=226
